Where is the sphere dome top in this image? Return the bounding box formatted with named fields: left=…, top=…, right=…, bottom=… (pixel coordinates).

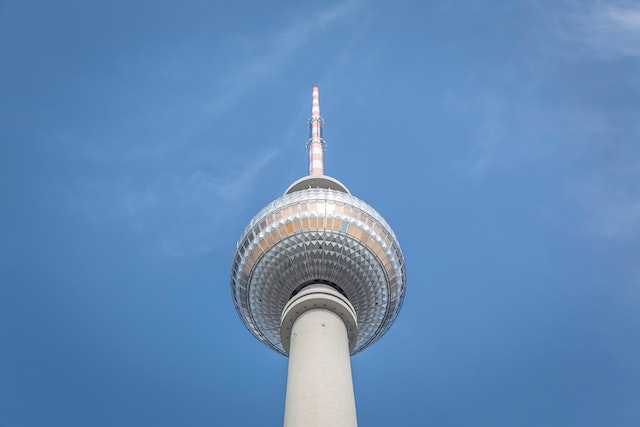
left=230, top=177, right=405, bottom=355
left=285, top=175, right=350, bottom=195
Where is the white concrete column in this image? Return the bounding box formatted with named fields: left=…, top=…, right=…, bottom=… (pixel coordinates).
left=280, top=285, right=358, bottom=427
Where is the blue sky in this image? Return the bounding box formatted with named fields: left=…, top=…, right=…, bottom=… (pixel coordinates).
left=1, top=0, right=639, bottom=425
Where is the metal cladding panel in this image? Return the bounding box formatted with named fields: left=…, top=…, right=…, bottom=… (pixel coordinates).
left=231, top=187, right=406, bottom=355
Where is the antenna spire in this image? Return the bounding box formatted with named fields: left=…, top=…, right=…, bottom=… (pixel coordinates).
left=307, top=86, right=327, bottom=175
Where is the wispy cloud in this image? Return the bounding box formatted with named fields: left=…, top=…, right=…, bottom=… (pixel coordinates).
left=202, top=1, right=358, bottom=118
left=568, top=162, right=640, bottom=239
left=64, top=149, right=279, bottom=256
left=560, top=1, right=640, bottom=58
left=531, top=106, right=640, bottom=239
left=64, top=0, right=360, bottom=161
left=454, top=94, right=509, bottom=176
left=57, top=3, right=360, bottom=256
left=573, top=171, right=640, bottom=238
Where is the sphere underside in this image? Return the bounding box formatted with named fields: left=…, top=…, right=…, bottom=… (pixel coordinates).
left=231, top=186, right=405, bottom=355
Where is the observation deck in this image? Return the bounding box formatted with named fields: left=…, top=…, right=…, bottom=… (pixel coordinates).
left=230, top=175, right=406, bottom=355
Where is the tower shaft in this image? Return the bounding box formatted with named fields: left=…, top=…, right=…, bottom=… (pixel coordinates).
left=281, top=285, right=358, bottom=427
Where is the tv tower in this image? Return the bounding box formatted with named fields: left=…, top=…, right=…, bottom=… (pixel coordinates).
left=231, top=86, right=406, bottom=426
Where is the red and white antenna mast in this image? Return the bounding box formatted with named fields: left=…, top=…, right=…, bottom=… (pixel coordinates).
left=307, top=86, right=327, bottom=175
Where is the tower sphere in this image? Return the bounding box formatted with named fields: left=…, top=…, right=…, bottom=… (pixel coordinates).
left=231, top=174, right=406, bottom=355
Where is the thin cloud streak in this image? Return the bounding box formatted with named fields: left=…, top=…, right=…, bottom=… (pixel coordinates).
left=561, top=1, right=640, bottom=58
left=64, top=149, right=280, bottom=256
left=569, top=163, right=640, bottom=239
left=202, top=1, right=358, bottom=119
left=452, top=94, right=509, bottom=176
